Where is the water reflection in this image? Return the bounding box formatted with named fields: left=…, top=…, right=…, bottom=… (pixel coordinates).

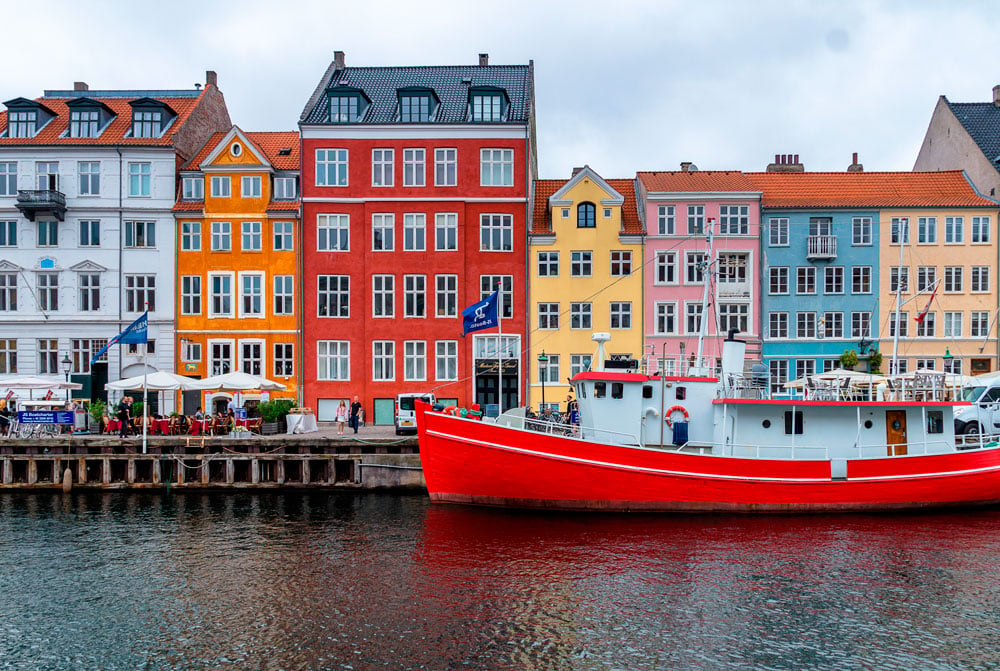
left=0, top=493, right=998, bottom=670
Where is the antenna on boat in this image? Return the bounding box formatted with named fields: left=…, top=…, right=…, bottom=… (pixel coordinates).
left=592, top=333, right=611, bottom=372
left=692, top=218, right=715, bottom=376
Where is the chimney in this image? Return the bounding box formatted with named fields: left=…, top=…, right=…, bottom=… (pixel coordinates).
left=993, top=85, right=1000, bottom=107
left=479, top=53, right=489, bottom=66
left=571, top=166, right=585, bottom=177
left=334, top=50, right=346, bottom=70
left=680, top=162, right=692, bottom=172
left=766, top=153, right=805, bottom=173
left=205, top=70, right=218, bottom=88
left=847, top=151, right=864, bottom=172
left=73, top=82, right=88, bottom=92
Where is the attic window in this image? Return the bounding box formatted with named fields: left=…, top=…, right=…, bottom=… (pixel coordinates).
left=329, top=93, right=362, bottom=123
left=132, top=110, right=162, bottom=138
left=278, top=148, right=292, bottom=156
left=69, top=110, right=99, bottom=138
left=469, top=87, right=507, bottom=122
left=230, top=142, right=242, bottom=157
left=400, top=94, right=432, bottom=122
left=7, top=111, right=37, bottom=138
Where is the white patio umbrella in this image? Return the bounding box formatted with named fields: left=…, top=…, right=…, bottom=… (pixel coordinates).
left=189, top=371, right=287, bottom=392
left=0, top=375, right=83, bottom=390
left=105, top=370, right=200, bottom=391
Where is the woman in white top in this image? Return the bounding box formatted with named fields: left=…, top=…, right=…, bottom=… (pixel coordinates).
left=335, top=400, right=348, bottom=435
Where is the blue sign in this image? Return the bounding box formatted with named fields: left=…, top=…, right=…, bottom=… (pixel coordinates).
left=18, top=411, right=73, bottom=425
left=462, top=290, right=499, bottom=335
left=235, top=408, right=247, bottom=420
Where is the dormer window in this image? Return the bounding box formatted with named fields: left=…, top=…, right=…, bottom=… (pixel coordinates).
left=578, top=202, right=596, bottom=228
left=397, top=87, right=438, bottom=123
left=469, top=87, right=508, bottom=122
left=70, top=110, right=99, bottom=138
left=8, top=111, right=37, bottom=138
left=132, top=110, right=162, bottom=138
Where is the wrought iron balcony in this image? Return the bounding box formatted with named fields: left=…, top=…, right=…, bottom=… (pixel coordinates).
left=807, top=234, right=837, bottom=259
left=16, top=189, right=66, bottom=221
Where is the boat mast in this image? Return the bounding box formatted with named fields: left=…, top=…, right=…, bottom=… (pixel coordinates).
left=890, top=218, right=905, bottom=375
left=693, top=218, right=715, bottom=375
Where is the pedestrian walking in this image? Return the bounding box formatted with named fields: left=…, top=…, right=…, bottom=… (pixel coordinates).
left=335, top=400, right=348, bottom=435
left=350, top=396, right=362, bottom=434
left=117, top=396, right=131, bottom=438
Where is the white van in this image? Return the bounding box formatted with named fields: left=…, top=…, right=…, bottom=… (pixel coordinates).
left=395, top=392, right=436, bottom=435
left=954, top=382, right=1000, bottom=435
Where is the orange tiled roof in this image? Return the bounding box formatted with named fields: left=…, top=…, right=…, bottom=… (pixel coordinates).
left=530, top=177, right=642, bottom=235
left=745, top=171, right=998, bottom=208
left=172, top=201, right=204, bottom=213
left=0, top=94, right=203, bottom=146
left=183, top=129, right=300, bottom=171
left=266, top=201, right=300, bottom=211
left=637, top=170, right=758, bottom=193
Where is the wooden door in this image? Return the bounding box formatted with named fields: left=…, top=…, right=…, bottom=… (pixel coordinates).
left=886, top=410, right=907, bottom=456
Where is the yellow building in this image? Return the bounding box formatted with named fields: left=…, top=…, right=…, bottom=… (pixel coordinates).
left=174, top=127, right=300, bottom=410
left=529, top=167, right=644, bottom=410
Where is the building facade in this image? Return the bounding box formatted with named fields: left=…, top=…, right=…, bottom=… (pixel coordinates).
left=299, top=51, right=536, bottom=423
left=529, top=167, right=643, bottom=410
left=174, top=127, right=300, bottom=412
left=0, top=76, right=230, bottom=405
left=636, top=169, right=762, bottom=372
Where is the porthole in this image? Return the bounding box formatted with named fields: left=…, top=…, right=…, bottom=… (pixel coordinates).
left=230, top=142, right=242, bottom=157
left=762, top=419, right=771, bottom=429
left=864, top=420, right=873, bottom=429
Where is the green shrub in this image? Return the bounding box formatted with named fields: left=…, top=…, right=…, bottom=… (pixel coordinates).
left=258, top=399, right=294, bottom=423
left=87, top=399, right=106, bottom=423
left=839, top=349, right=859, bottom=369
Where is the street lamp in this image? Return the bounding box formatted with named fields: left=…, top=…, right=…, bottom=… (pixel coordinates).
left=537, top=350, right=548, bottom=412
left=61, top=354, right=72, bottom=403
left=943, top=347, right=954, bottom=373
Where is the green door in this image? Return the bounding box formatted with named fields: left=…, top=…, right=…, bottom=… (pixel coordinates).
left=374, top=398, right=395, bottom=425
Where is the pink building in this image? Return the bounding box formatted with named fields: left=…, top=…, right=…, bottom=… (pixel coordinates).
left=636, top=169, right=762, bottom=372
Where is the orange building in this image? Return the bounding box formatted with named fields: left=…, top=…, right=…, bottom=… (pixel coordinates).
left=173, top=127, right=300, bottom=411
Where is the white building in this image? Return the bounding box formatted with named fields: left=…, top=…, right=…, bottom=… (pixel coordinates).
left=0, top=75, right=230, bottom=406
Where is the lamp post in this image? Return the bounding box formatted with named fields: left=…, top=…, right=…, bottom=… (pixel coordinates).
left=61, top=354, right=72, bottom=403
left=943, top=347, right=954, bottom=373
left=537, top=350, right=548, bottom=412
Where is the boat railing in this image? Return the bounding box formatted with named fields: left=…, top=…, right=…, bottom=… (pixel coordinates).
left=722, top=373, right=770, bottom=400
left=645, top=356, right=718, bottom=378
left=674, top=438, right=966, bottom=460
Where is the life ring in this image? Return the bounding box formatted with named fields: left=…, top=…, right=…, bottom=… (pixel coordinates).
left=443, top=405, right=459, bottom=416
left=665, top=405, right=689, bottom=427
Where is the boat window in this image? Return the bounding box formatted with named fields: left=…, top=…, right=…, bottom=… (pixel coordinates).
left=784, top=410, right=803, bottom=435
left=676, top=386, right=686, bottom=400
left=594, top=382, right=606, bottom=398
left=612, top=383, right=624, bottom=399
left=926, top=410, right=943, bottom=434
left=642, top=385, right=653, bottom=399
left=580, top=384, right=587, bottom=398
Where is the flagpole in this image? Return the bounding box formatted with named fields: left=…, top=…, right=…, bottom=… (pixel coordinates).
left=497, top=283, right=504, bottom=415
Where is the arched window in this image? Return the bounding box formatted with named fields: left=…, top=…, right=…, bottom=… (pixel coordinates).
left=577, top=202, right=596, bottom=228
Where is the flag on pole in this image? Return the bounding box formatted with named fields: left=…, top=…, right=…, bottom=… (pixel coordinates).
left=914, top=284, right=939, bottom=324
left=90, top=312, right=149, bottom=365
left=462, top=291, right=499, bottom=336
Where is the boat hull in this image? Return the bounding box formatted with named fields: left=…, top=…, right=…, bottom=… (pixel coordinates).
left=416, top=406, right=1000, bottom=513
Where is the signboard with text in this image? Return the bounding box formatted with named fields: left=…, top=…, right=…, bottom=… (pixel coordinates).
left=18, top=411, right=73, bottom=425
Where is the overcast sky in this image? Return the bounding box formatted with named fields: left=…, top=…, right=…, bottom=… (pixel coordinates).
left=5, top=0, right=998, bottom=179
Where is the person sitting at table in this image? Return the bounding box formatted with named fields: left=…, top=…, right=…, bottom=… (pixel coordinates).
left=194, top=407, right=205, bottom=420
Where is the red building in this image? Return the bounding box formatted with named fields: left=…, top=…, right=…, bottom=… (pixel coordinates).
left=299, top=51, right=536, bottom=425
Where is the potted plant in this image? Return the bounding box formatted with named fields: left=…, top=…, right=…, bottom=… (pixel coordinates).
left=868, top=350, right=883, bottom=374
left=87, top=399, right=106, bottom=434
left=839, top=349, right=859, bottom=370
left=258, top=401, right=282, bottom=435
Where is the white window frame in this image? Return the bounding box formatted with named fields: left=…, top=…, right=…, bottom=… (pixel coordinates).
left=435, top=148, right=457, bottom=186
left=373, top=340, right=395, bottom=381
left=239, top=271, right=265, bottom=319
left=480, top=213, right=513, bottom=252
left=78, top=161, right=100, bottom=196
left=435, top=274, right=457, bottom=318
left=317, top=213, right=350, bottom=251
left=480, top=148, right=514, bottom=186
left=317, top=340, right=350, bottom=381
left=211, top=221, right=231, bottom=251
left=181, top=275, right=202, bottom=315
left=208, top=272, right=234, bottom=318
left=317, top=275, right=350, bottom=318
left=655, top=301, right=677, bottom=335
left=273, top=342, right=294, bottom=377
left=404, top=274, right=426, bottom=318
left=403, top=213, right=426, bottom=251
left=241, top=221, right=262, bottom=252
left=404, top=340, right=427, bottom=381
left=403, top=148, right=425, bottom=187
left=372, top=274, right=395, bottom=318
left=127, top=162, right=151, bottom=197
left=435, top=212, right=457, bottom=251
left=316, top=148, right=348, bottom=187
left=435, top=340, right=458, bottom=381
left=181, top=221, right=201, bottom=251
left=210, top=175, right=230, bottom=198
left=657, top=206, right=675, bottom=235
left=273, top=221, right=293, bottom=251
left=240, top=175, right=262, bottom=198
left=372, top=213, right=394, bottom=251
left=372, top=148, right=394, bottom=187
left=273, top=275, right=294, bottom=316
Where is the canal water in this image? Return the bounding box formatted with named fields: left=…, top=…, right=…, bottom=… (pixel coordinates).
left=1, top=493, right=999, bottom=670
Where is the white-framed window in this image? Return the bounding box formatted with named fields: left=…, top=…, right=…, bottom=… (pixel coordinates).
left=211, top=221, right=231, bottom=251
left=769, top=359, right=788, bottom=395
left=273, top=176, right=297, bottom=199
left=240, top=340, right=264, bottom=376
left=78, top=161, right=100, bottom=196
left=537, top=302, right=559, bottom=329
left=538, top=353, right=560, bottom=384
left=570, top=354, right=592, bottom=378
left=404, top=341, right=427, bottom=381
left=570, top=302, right=592, bottom=329
left=0, top=273, right=17, bottom=311
left=181, top=340, right=202, bottom=364
left=373, top=340, right=395, bottom=381
left=655, top=251, right=677, bottom=284
left=917, top=216, right=937, bottom=244
left=852, top=216, right=872, bottom=245
left=403, top=148, right=425, bottom=187
left=435, top=148, right=457, bottom=186
left=719, top=253, right=748, bottom=284
left=209, top=273, right=234, bottom=317
left=657, top=206, right=675, bottom=235
left=796, top=312, right=816, bottom=339
left=685, top=252, right=706, bottom=284
left=610, top=302, right=631, bottom=329
left=317, top=275, right=350, bottom=317
left=945, top=216, right=964, bottom=244
left=131, top=110, right=162, bottom=138
left=209, top=340, right=233, bottom=375
left=824, top=266, right=844, bottom=294
left=127, top=162, right=150, bottom=197
left=317, top=213, right=349, bottom=251
left=769, top=312, right=788, bottom=339
left=687, top=205, right=705, bottom=234
left=241, top=175, right=261, bottom=198
left=917, top=266, right=937, bottom=292
left=435, top=274, right=457, bottom=318
left=7, top=111, right=37, bottom=138
left=471, top=93, right=503, bottom=121
left=181, top=221, right=201, bottom=251
left=719, top=303, right=748, bottom=334
left=971, top=311, right=990, bottom=337
left=69, top=110, right=99, bottom=138
left=561, top=208, right=570, bottom=218
left=37, top=221, right=58, bottom=247
left=435, top=341, right=458, bottom=381
left=317, top=340, right=350, bottom=380
left=571, top=250, right=592, bottom=277
left=273, top=276, right=294, bottom=316
left=38, top=339, right=58, bottom=374
left=273, top=221, right=293, bottom=251
left=610, top=250, right=632, bottom=277
left=890, top=266, right=909, bottom=293
left=372, top=275, right=394, bottom=318
left=719, top=204, right=749, bottom=235
left=480, top=214, right=513, bottom=251
left=889, top=312, right=909, bottom=337
left=972, top=266, right=990, bottom=293
left=79, top=220, right=100, bottom=247
left=796, top=267, right=816, bottom=294
left=274, top=342, right=294, bottom=377
left=36, top=162, right=58, bottom=191
left=403, top=213, right=426, bottom=251
left=124, top=274, right=155, bottom=312
left=852, top=266, right=872, bottom=294
left=240, top=272, right=264, bottom=317
left=972, top=216, right=991, bottom=243
left=685, top=302, right=703, bottom=334
left=316, top=148, right=348, bottom=186
left=944, top=266, right=963, bottom=293
left=404, top=274, right=426, bottom=318
left=400, top=94, right=432, bottom=122
left=0, top=221, right=14, bottom=247
left=480, top=275, right=513, bottom=319
left=890, top=217, right=910, bottom=244
left=372, top=148, right=394, bottom=187
left=241, top=221, right=262, bottom=251
left=181, top=275, right=201, bottom=315
left=435, top=213, right=457, bottom=251
left=124, top=221, right=155, bottom=248
left=769, top=267, right=789, bottom=294
left=916, top=312, right=936, bottom=338
left=822, top=311, right=843, bottom=339
left=851, top=312, right=872, bottom=339
left=655, top=302, right=677, bottom=335
left=78, top=273, right=100, bottom=312
left=944, top=311, right=963, bottom=338
left=0, top=163, right=16, bottom=196
left=796, top=359, right=816, bottom=381
left=182, top=176, right=203, bottom=200
left=481, top=148, right=514, bottom=186
left=210, top=175, right=230, bottom=198
left=537, top=251, right=558, bottom=277
left=943, top=358, right=962, bottom=375
left=372, top=213, right=394, bottom=251
left=769, top=218, right=789, bottom=246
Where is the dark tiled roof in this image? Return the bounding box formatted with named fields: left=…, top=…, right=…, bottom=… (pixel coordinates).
left=300, top=64, right=532, bottom=125
left=530, top=178, right=643, bottom=235
left=946, top=99, right=1000, bottom=166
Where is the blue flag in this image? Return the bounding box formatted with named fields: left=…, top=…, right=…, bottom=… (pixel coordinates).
left=90, top=312, right=148, bottom=365
left=462, top=291, right=499, bottom=336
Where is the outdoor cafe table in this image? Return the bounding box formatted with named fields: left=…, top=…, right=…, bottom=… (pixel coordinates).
left=188, top=419, right=209, bottom=436
left=286, top=413, right=318, bottom=434
left=104, top=419, right=122, bottom=434
left=152, top=418, right=170, bottom=435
